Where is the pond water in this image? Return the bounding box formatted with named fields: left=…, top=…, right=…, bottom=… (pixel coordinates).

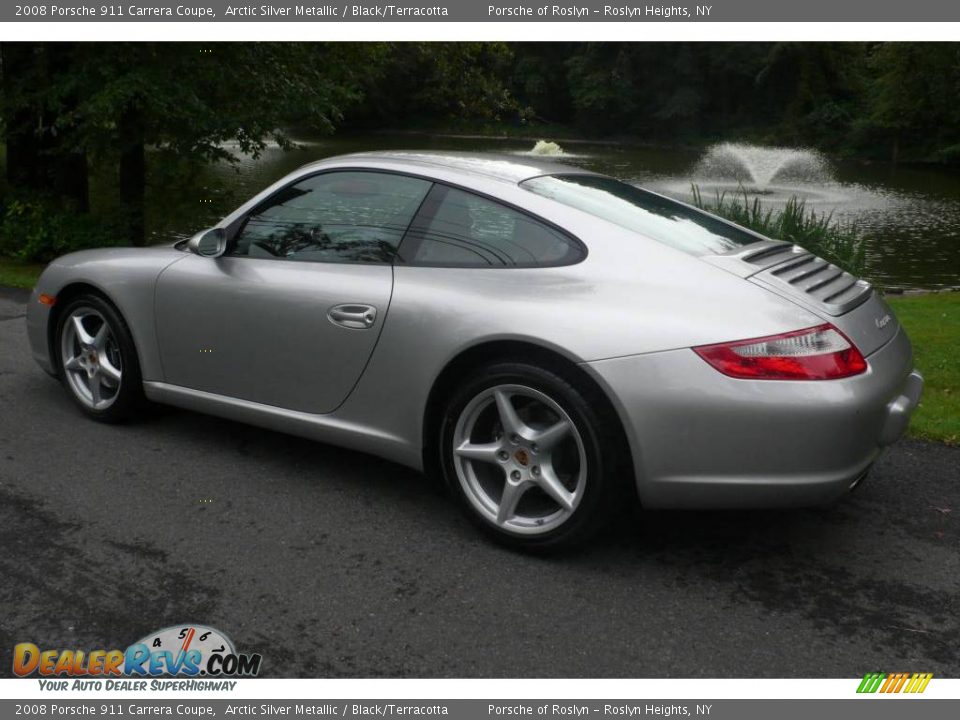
left=150, top=133, right=960, bottom=289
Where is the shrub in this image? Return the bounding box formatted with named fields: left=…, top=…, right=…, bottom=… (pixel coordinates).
left=691, top=184, right=867, bottom=277
left=0, top=196, right=124, bottom=263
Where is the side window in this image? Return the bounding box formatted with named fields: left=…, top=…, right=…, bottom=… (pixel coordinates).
left=400, top=186, right=583, bottom=267
left=229, top=171, right=432, bottom=263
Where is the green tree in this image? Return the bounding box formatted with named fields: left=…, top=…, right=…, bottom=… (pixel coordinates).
left=1, top=43, right=90, bottom=211
left=508, top=43, right=576, bottom=125
left=2, top=42, right=384, bottom=243
left=861, top=43, right=960, bottom=162
left=349, top=43, right=517, bottom=128
left=549, top=43, right=773, bottom=140
left=755, top=42, right=866, bottom=148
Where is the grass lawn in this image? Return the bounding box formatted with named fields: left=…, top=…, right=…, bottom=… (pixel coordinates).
left=1, top=257, right=956, bottom=444
left=887, top=292, right=960, bottom=445
left=0, top=259, right=44, bottom=290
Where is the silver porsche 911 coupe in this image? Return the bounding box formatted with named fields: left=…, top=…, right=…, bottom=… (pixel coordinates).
left=27, top=151, right=923, bottom=549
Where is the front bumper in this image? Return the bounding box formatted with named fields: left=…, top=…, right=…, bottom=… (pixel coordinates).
left=585, top=326, right=922, bottom=509
left=26, top=286, right=57, bottom=376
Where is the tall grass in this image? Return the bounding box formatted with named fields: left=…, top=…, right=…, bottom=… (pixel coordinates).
left=691, top=184, right=867, bottom=277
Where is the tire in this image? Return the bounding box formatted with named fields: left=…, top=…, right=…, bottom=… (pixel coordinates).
left=438, top=361, right=626, bottom=551
left=54, top=293, right=146, bottom=423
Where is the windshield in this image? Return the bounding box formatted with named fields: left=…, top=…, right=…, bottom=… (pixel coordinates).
left=521, top=174, right=763, bottom=256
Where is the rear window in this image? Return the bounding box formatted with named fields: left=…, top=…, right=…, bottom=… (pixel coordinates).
left=521, top=174, right=762, bottom=256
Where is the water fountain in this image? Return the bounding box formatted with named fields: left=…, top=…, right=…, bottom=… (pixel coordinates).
left=692, top=142, right=831, bottom=191
left=528, top=140, right=565, bottom=156
left=640, top=141, right=854, bottom=211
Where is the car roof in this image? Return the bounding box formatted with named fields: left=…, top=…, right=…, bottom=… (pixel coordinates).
left=302, top=150, right=598, bottom=185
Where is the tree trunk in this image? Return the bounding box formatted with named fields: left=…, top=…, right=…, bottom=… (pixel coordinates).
left=2, top=43, right=44, bottom=191
left=2, top=43, right=90, bottom=211
left=45, top=43, right=89, bottom=212
left=118, top=106, right=146, bottom=245
left=54, top=152, right=90, bottom=214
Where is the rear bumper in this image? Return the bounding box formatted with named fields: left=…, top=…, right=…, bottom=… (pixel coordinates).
left=879, top=367, right=923, bottom=447
left=584, top=326, right=922, bottom=509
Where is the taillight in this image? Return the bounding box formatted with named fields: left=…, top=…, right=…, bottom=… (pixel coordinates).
left=693, top=324, right=867, bottom=380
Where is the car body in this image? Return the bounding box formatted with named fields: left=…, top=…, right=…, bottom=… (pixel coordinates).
left=27, top=151, right=923, bottom=548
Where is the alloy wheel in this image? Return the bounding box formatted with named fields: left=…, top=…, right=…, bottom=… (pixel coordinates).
left=60, top=308, right=123, bottom=411
left=452, top=384, right=587, bottom=535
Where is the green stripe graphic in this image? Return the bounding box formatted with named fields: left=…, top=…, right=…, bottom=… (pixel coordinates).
left=857, top=673, right=886, bottom=693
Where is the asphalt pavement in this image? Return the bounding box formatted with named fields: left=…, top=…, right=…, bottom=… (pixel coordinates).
left=0, top=287, right=957, bottom=678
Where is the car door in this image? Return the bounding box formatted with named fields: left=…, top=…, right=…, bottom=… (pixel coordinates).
left=154, top=170, right=433, bottom=415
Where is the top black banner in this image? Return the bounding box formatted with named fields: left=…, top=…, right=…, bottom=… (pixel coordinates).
left=6, top=0, right=960, bottom=22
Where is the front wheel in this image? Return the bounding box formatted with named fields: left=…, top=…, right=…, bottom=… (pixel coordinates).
left=439, top=362, right=625, bottom=551
left=55, top=294, right=145, bottom=422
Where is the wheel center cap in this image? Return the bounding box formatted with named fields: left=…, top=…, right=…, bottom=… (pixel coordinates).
left=513, top=449, right=530, bottom=467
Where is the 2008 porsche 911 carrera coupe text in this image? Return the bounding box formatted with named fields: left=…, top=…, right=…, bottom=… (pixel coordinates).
left=27, top=151, right=923, bottom=549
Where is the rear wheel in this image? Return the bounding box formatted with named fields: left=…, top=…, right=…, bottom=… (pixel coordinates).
left=439, top=361, right=624, bottom=551
left=55, top=294, right=145, bottom=422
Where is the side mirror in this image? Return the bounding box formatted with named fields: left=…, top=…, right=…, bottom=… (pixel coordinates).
left=187, top=228, right=227, bottom=258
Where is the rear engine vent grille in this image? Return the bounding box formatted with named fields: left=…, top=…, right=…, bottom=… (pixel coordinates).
left=740, top=242, right=797, bottom=269
left=746, top=243, right=872, bottom=316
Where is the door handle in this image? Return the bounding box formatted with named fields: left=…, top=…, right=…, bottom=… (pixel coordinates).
left=328, top=304, right=377, bottom=330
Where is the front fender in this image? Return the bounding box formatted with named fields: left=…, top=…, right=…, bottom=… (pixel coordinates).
left=26, top=248, right=187, bottom=381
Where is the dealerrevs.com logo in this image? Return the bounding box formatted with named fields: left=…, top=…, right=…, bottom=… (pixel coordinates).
left=13, top=624, right=262, bottom=685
